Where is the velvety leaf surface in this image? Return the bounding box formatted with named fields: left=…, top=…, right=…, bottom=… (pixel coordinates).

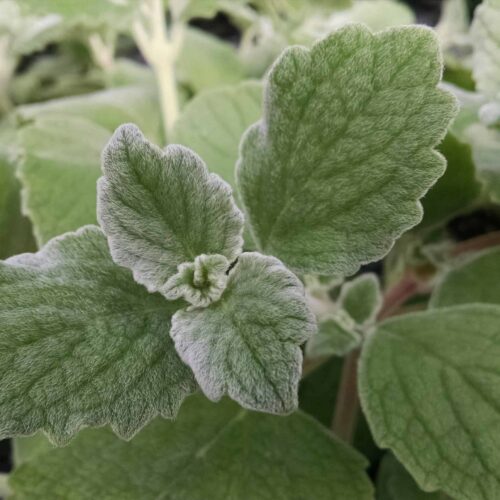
left=172, top=81, right=262, bottom=187
left=237, top=24, right=457, bottom=275
left=98, top=124, right=244, bottom=294
left=377, top=453, right=449, bottom=500
left=420, top=133, right=481, bottom=228
left=471, top=0, right=500, bottom=98
left=431, top=247, right=500, bottom=307
left=10, top=395, right=373, bottom=500
left=340, top=273, right=382, bottom=325
left=17, top=86, right=162, bottom=244
left=360, top=305, right=500, bottom=500
left=0, top=225, right=196, bottom=444
left=170, top=252, right=316, bottom=414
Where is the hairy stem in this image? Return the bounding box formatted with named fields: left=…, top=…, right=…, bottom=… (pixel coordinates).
left=133, top=0, right=183, bottom=143
left=155, top=54, right=180, bottom=138
left=88, top=33, right=115, bottom=71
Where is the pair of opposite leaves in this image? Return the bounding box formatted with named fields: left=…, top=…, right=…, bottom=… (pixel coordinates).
left=98, top=123, right=316, bottom=416
left=0, top=24, right=456, bottom=443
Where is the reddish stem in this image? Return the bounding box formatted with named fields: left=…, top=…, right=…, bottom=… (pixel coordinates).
left=451, top=230, right=500, bottom=257
left=331, top=272, right=423, bottom=441
left=331, top=349, right=360, bottom=442
left=330, top=230, right=500, bottom=441
left=377, top=272, right=422, bottom=320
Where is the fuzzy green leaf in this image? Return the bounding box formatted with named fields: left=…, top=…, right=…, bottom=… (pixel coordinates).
left=420, top=133, right=481, bottom=229
left=237, top=24, right=457, bottom=275
left=431, top=247, right=500, bottom=307
left=0, top=0, right=63, bottom=56
left=331, top=0, right=415, bottom=32
left=340, top=273, right=382, bottom=325
left=0, top=157, right=35, bottom=258
left=306, top=311, right=361, bottom=358
left=0, top=121, right=35, bottom=258
left=466, top=123, right=500, bottom=203
left=17, top=86, right=162, bottom=244
left=10, top=394, right=373, bottom=500
left=178, top=28, right=245, bottom=94
left=13, top=434, right=54, bottom=466
left=172, top=81, right=263, bottom=249
left=299, top=357, right=344, bottom=426
left=163, top=253, right=229, bottom=309
left=471, top=0, right=500, bottom=98
left=98, top=124, right=243, bottom=295
left=179, top=0, right=250, bottom=21
left=360, top=305, right=500, bottom=500
left=172, top=81, right=262, bottom=188
left=0, top=225, right=196, bottom=444
left=18, top=0, right=139, bottom=30
left=170, top=252, right=316, bottom=414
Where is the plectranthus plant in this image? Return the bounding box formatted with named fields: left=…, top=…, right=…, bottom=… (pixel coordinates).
left=1, top=0, right=500, bottom=499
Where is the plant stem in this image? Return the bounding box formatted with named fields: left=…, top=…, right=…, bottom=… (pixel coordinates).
left=0, top=36, right=14, bottom=114
left=154, top=53, right=179, bottom=138
left=133, top=0, right=182, bottom=143
left=331, top=349, right=360, bottom=442
left=330, top=230, right=500, bottom=442
left=88, top=33, right=115, bottom=71
left=377, top=271, right=422, bottom=320
left=0, top=473, right=10, bottom=497
left=451, top=230, right=500, bottom=257
left=331, top=271, right=423, bottom=441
